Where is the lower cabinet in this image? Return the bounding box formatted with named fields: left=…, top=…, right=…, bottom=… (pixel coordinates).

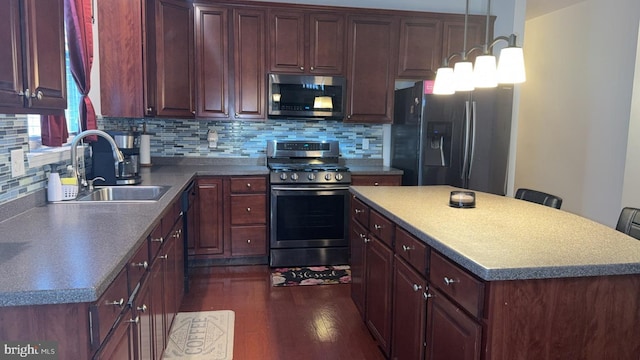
left=351, top=174, right=402, bottom=186
left=93, top=314, right=135, bottom=359
left=365, top=234, right=394, bottom=357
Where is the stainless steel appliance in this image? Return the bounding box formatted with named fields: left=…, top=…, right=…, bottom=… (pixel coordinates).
left=91, top=130, right=142, bottom=185
left=267, top=140, right=351, bottom=267
left=267, top=74, right=346, bottom=120
left=391, top=81, right=513, bottom=195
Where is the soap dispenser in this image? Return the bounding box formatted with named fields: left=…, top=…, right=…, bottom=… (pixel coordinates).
left=47, top=172, right=63, bottom=202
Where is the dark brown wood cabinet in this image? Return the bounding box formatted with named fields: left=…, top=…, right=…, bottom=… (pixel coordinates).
left=233, top=8, right=266, bottom=120
left=392, top=255, right=428, bottom=360
left=0, top=0, right=66, bottom=114
left=365, top=233, right=394, bottom=357
left=397, top=16, right=443, bottom=79
left=195, top=177, right=225, bottom=256
left=441, top=17, right=489, bottom=66
left=351, top=174, right=402, bottom=186
left=268, top=10, right=345, bottom=75
left=345, top=15, right=398, bottom=124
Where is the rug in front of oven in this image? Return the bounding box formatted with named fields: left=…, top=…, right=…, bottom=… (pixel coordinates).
left=271, top=265, right=351, bottom=286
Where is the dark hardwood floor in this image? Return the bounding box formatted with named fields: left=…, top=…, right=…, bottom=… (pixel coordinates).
left=180, top=265, right=385, bottom=360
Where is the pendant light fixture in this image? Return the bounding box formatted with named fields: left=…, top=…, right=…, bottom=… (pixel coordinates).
left=473, top=0, right=498, bottom=88
left=452, top=0, right=475, bottom=92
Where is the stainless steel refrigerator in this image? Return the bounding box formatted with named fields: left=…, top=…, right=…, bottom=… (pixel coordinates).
left=390, top=81, right=513, bottom=195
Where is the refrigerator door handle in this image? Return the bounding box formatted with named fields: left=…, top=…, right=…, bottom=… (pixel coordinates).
left=439, top=136, right=445, bottom=166
left=468, top=101, right=477, bottom=179
left=462, top=101, right=471, bottom=180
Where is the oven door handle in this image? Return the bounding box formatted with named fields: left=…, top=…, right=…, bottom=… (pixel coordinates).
left=271, top=186, right=351, bottom=191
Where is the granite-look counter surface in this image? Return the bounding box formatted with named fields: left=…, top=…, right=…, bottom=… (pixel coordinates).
left=350, top=185, right=640, bottom=281
left=0, top=164, right=269, bottom=307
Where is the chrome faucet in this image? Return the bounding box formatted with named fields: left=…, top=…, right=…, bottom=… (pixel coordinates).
left=70, top=130, right=124, bottom=195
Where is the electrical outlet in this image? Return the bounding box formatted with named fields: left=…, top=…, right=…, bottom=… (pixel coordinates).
left=11, top=149, right=26, bottom=177
left=362, top=138, right=370, bottom=150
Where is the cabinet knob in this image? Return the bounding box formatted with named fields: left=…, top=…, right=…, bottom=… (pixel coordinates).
left=107, top=298, right=124, bottom=307
left=128, top=316, right=140, bottom=324
left=146, top=107, right=153, bottom=114
left=374, top=224, right=383, bottom=230
left=444, top=277, right=458, bottom=286
left=246, top=207, right=251, bottom=212
left=137, top=304, right=148, bottom=313
left=132, top=261, right=148, bottom=269
left=247, top=239, right=251, bottom=244
left=423, top=292, right=433, bottom=300
left=192, top=111, right=196, bottom=115
left=246, top=183, right=252, bottom=188
left=159, top=254, right=169, bottom=260
left=412, top=284, right=422, bottom=292
left=402, top=245, right=414, bottom=252
left=151, top=237, right=164, bottom=244
left=310, top=66, right=314, bottom=71
left=374, top=182, right=380, bottom=186
left=354, top=209, right=364, bottom=214
left=300, top=66, right=304, bottom=71
left=31, top=90, right=43, bottom=100
left=235, top=113, right=239, bottom=118
left=363, top=237, right=371, bottom=243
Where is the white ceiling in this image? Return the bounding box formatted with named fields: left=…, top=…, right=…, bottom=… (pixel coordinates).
left=525, top=0, right=586, bottom=19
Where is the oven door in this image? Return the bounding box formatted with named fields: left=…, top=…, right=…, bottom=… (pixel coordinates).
left=270, top=185, right=350, bottom=250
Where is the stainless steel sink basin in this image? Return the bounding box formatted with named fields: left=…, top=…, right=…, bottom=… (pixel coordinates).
left=74, top=185, right=171, bottom=202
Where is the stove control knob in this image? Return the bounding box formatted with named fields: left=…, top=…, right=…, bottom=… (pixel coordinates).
left=324, top=173, right=333, bottom=181
left=290, top=173, right=299, bottom=181
left=279, top=173, right=288, bottom=181
left=335, top=173, right=344, bottom=181
left=307, top=173, right=316, bottom=181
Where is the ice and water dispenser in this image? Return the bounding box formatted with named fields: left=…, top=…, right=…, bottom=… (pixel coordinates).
left=423, top=121, right=452, bottom=167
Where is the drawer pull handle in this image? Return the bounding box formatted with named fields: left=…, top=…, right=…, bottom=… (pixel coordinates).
left=151, top=237, right=164, bottom=244
left=444, top=277, right=458, bottom=286
left=247, top=239, right=251, bottom=244
left=402, top=245, right=415, bottom=252
left=132, top=261, right=148, bottom=270
left=412, top=284, right=422, bottom=292
left=363, top=237, right=371, bottom=243
left=374, top=182, right=380, bottom=186
left=246, top=207, right=251, bottom=212
left=246, top=183, right=252, bottom=188
left=354, top=209, right=364, bottom=214
left=108, top=298, right=124, bottom=307
left=137, top=304, right=148, bottom=313
left=359, top=233, right=366, bottom=239
left=128, top=316, right=140, bottom=324
left=423, top=292, right=433, bottom=300
left=159, top=254, right=169, bottom=260
left=374, top=224, right=383, bottom=230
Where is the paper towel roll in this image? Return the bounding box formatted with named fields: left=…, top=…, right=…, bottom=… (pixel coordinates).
left=140, top=134, right=151, bottom=165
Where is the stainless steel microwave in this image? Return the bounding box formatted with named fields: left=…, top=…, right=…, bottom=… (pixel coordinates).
left=267, top=73, right=346, bottom=120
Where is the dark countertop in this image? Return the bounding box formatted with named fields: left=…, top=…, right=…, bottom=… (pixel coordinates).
left=350, top=185, right=640, bottom=281
left=0, top=162, right=400, bottom=307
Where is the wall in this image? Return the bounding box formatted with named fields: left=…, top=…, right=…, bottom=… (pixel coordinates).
left=621, top=22, right=640, bottom=210
left=515, top=0, right=640, bottom=226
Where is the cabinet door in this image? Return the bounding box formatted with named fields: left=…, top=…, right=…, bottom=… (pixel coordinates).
left=397, top=17, right=442, bottom=79
left=441, top=17, right=487, bottom=66
left=149, top=259, right=166, bottom=359
left=233, top=8, right=266, bottom=120
left=22, top=0, right=67, bottom=111
left=345, top=15, right=398, bottom=124
left=425, top=288, right=481, bottom=360
left=195, top=5, right=230, bottom=118
left=308, top=13, right=345, bottom=75
left=134, top=280, right=154, bottom=360
left=365, top=235, right=393, bottom=357
left=149, top=0, right=194, bottom=118
left=161, top=235, right=177, bottom=343
left=94, top=316, right=135, bottom=360
left=350, top=218, right=368, bottom=318
left=392, top=256, right=428, bottom=360
left=0, top=0, right=24, bottom=109
left=196, top=178, right=224, bottom=255
left=98, top=0, right=144, bottom=117
left=268, top=10, right=305, bottom=73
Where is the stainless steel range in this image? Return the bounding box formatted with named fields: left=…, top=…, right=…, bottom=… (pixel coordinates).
left=267, top=140, right=351, bottom=267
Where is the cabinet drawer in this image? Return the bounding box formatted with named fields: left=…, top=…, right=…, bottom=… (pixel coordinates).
left=231, top=226, right=267, bottom=256
left=90, top=268, right=129, bottom=347
left=351, top=174, right=402, bottom=186
left=351, top=196, right=369, bottom=228
left=395, top=227, right=429, bottom=275
left=127, top=241, right=149, bottom=294
left=430, top=251, right=485, bottom=318
left=149, top=223, right=164, bottom=261
left=369, top=210, right=394, bottom=248
left=230, top=195, right=267, bottom=225
left=230, top=176, right=267, bottom=193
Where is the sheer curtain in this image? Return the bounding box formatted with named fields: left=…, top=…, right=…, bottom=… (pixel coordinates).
left=41, top=0, right=96, bottom=146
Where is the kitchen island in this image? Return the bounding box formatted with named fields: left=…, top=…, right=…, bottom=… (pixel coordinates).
left=350, top=185, right=640, bottom=360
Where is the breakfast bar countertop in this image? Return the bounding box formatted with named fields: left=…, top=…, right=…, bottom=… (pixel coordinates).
left=350, top=185, right=640, bottom=281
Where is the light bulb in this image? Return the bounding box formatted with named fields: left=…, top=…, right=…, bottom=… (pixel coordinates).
left=473, top=55, right=498, bottom=88
left=497, top=47, right=526, bottom=84
left=453, top=61, right=475, bottom=92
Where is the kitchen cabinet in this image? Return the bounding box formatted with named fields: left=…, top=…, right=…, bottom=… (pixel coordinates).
left=98, top=0, right=194, bottom=118
left=268, top=10, right=345, bottom=75
left=397, top=17, right=443, bottom=79
left=92, top=312, right=136, bottom=360
left=233, top=8, right=266, bottom=120
left=0, top=0, right=66, bottom=114
left=195, top=177, right=225, bottom=256
left=193, top=176, right=268, bottom=261
left=441, top=16, right=489, bottom=66
left=345, top=15, right=398, bottom=124
left=351, top=174, right=402, bottom=186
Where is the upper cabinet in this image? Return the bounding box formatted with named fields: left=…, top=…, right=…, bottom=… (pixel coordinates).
left=397, top=17, right=443, bottom=79
left=99, top=0, right=194, bottom=118
left=268, top=10, right=345, bottom=75
left=441, top=16, right=489, bottom=66
left=0, top=0, right=66, bottom=114
left=345, top=15, right=398, bottom=124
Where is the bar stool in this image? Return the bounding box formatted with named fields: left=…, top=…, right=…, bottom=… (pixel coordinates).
left=514, top=188, right=563, bottom=209
left=615, top=207, right=640, bottom=240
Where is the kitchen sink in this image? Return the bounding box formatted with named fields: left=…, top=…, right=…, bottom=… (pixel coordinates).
left=74, top=185, right=171, bottom=202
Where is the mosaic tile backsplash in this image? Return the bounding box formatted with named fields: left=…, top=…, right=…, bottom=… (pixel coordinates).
left=0, top=115, right=383, bottom=206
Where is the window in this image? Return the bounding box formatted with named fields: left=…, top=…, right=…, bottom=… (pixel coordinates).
left=28, top=28, right=83, bottom=150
